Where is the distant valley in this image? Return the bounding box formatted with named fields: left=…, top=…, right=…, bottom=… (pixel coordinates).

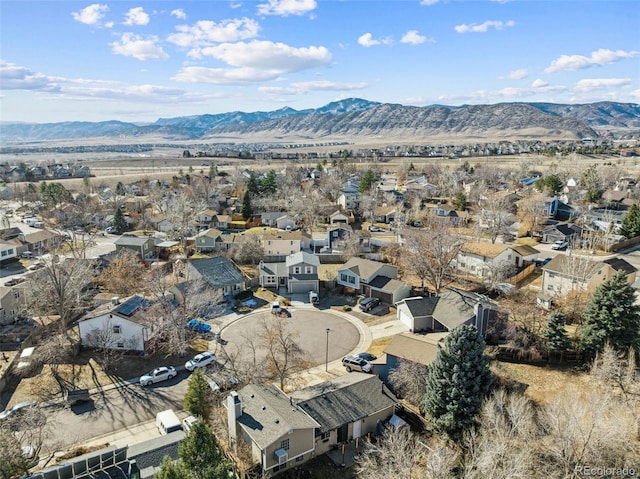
left=2, top=99, right=639, bottom=145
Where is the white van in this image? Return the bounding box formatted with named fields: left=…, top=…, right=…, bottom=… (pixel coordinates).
left=156, top=409, right=182, bottom=435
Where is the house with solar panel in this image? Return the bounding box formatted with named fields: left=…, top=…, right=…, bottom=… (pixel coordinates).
left=77, top=295, right=155, bottom=353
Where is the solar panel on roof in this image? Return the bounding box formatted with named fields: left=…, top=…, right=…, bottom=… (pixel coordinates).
left=117, top=296, right=143, bottom=316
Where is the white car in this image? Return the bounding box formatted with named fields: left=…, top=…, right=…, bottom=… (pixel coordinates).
left=185, top=351, right=217, bottom=371
left=140, top=366, right=177, bottom=386
left=551, top=240, right=569, bottom=250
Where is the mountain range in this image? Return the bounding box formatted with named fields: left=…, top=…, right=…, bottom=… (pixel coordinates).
left=2, top=99, right=639, bottom=144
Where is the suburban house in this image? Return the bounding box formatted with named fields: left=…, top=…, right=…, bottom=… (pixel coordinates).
left=394, top=288, right=499, bottom=335
left=149, top=214, right=174, bottom=234
left=337, top=185, right=361, bottom=210
left=193, top=228, right=224, bottom=253
left=115, top=235, right=156, bottom=260
left=0, top=241, right=18, bottom=264
left=262, top=231, right=311, bottom=258
left=544, top=197, right=575, bottom=221
left=226, top=386, right=319, bottom=476
left=337, top=258, right=409, bottom=304
left=327, top=224, right=353, bottom=251
left=195, top=209, right=217, bottom=227
left=538, top=255, right=637, bottom=308
left=259, top=251, right=319, bottom=294
left=379, top=332, right=448, bottom=381
left=186, top=256, right=246, bottom=297
left=21, top=229, right=60, bottom=255
left=541, top=223, right=582, bottom=244
left=454, top=242, right=538, bottom=278
left=329, top=211, right=350, bottom=225
left=77, top=296, right=155, bottom=353
left=372, top=205, right=396, bottom=224
left=0, top=285, right=28, bottom=324
left=213, top=214, right=232, bottom=230
left=226, top=373, right=397, bottom=476
left=581, top=208, right=625, bottom=233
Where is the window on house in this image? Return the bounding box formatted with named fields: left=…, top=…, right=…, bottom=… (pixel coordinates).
left=549, top=273, right=556, bottom=278
left=116, top=342, right=125, bottom=348
left=332, top=231, right=338, bottom=237
left=349, top=276, right=355, bottom=284
left=266, top=277, right=275, bottom=284
left=290, top=241, right=294, bottom=245
left=293, top=267, right=301, bottom=274
left=8, top=249, right=13, bottom=255
left=281, top=439, right=290, bottom=450
left=13, top=292, right=20, bottom=299
left=268, top=241, right=272, bottom=245
left=0, top=251, right=6, bottom=257
left=548, top=285, right=554, bottom=290
left=112, top=325, right=122, bottom=334
left=340, top=273, right=348, bottom=282
left=321, top=431, right=330, bottom=441
left=296, top=455, right=304, bottom=462
left=305, top=266, right=313, bottom=274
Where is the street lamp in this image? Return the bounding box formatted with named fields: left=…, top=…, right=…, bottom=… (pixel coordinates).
left=325, top=328, right=331, bottom=372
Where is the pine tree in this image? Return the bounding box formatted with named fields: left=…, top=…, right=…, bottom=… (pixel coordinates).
left=241, top=190, right=253, bottom=220
left=246, top=174, right=259, bottom=195
left=452, top=190, right=467, bottom=211
left=620, top=203, right=640, bottom=239
left=579, top=271, right=640, bottom=355
left=359, top=170, right=376, bottom=193
left=543, top=311, right=571, bottom=358
left=183, top=368, right=213, bottom=421
left=155, top=456, right=188, bottom=479
left=178, top=420, right=230, bottom=479
left=259, top=171, right=277, bottom=195
left=113, top=207, right=127, bottom=234
left=423, top=325, right=492, bottom=443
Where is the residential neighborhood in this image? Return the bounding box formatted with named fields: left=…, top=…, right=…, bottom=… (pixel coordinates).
left=0, top=153, right=639, bottom=479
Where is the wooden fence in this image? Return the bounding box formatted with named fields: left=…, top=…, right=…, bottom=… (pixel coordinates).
left=508, top=263, right=536, bottom=285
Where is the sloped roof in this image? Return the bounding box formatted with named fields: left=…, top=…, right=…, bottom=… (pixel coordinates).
left=368, top=276, right=406, bottom=294
left=286, top=251, right=319, bottom=267
left=603, top=257, right=637, bottom=275
left=115, top=235, right=152, bottom=246
left=461, top=242, right=508, bottom=258
left=542, top=255, right=601, bottom=278
left=395, top=296, right=439, bottom=317
left=189, top=256, right=245, bottom=288
left=196, top=228, right=222, bottom=240
left=290, top=373, right=397, bottom=434
left=510, top=244, right=540, bottom=256
left=339, top=257, right=389, bottom=279
left=237, top=384, right=320, bottom=449
left=23, top=229, right=57, bottom=243
left=383, top=332, right=448, bottom=366
left=260, top=262, right=288, bottom=276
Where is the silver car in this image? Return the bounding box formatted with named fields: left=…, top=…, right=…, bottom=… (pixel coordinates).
left=140, top=366, right=177, bottom=386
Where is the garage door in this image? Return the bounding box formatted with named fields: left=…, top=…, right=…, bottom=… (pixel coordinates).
left=290, top=281, right=318, bottom=294
left=398, top=308, right=413, bottom=330
left=373, top=291, right=393, bottom=305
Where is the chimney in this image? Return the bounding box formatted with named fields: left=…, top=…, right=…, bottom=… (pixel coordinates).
left=227, top=391, right=242, bottom=450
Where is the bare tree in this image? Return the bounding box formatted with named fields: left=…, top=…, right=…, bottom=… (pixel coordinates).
left=388, top=359, right=430, bottom=408
left=516, top=191, right=547, bottom=238
left=259, top=316, right=309, bottom=391
left=86, top=319, right=137, bottom=373
left=478, top=196, right=516, bottom=243
left=96, top=250, right=149, bottom=296
left=402, top=220, right=464, bottom=294
left=229, top=235, right=263, bottom=265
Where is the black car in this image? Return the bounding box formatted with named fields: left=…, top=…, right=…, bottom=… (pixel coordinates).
left=359, top=297, right=381, bottom=312
left=356, top=352, right=378, bottom=362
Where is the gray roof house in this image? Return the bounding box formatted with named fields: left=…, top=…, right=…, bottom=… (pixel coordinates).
left=337, top=258, right=409, bottom=304
left=187, top=256, right=246, bottom=297
left=115, top=235, right=156, bottom=260
left=259, top=251, right=319, bottom=295
left=379, top=332, right=448, bottom=381
left=395, top=288, right=498, bottom=335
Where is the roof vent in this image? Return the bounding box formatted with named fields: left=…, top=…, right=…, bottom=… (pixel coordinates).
left=275, top=419, right=279, bottom=424
left=262, top=406, right=266, bottom=410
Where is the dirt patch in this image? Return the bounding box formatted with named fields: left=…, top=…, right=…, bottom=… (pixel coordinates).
left=368, top=337, right=393, bottom=357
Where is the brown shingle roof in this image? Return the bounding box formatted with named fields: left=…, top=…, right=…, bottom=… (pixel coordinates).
left=461, top=242, right=508, bottom=258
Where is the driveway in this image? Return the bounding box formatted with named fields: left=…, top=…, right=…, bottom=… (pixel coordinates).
left=218, top=309, right=362, bottom=368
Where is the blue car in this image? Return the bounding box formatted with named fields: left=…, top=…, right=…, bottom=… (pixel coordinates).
left=185, top=319, right=212, bottom=333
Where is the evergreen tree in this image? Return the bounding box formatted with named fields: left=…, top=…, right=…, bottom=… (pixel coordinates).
left=543, top=311, right=571, bottom=357
left=115, top=181, right=126, bottom=196
left=579, top=271, right=640, bottom=355
left=452, top=190, right=467, bottom=211
left=423, top=325, right=493, bottom=443
left=113, top=207, right=127, bottom=233
left=184, top=368, right=214, bottom=421
left=178, top=420, right=230, bottom=479
left=620, top=203, right=640, bottom=238
left=246, top=174, right=259, bottom=195
left=155, top=456, right=187, bottom=479
left=259, top=171, right=277, bottom=195
left=535, top=174, right=563, bottom=195
left=241, top=190, right=253, bottom=220
left=359, top=169, right=376, bottom=193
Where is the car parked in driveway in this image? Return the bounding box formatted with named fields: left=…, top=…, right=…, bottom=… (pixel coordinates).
left=356, top=352, right=377, bottom=362
left=140, top=366, right=177, bottom=386
left=5, top=277, right=25, bottom=287
left=185, top=351, right=216, bottom=371
left=359, top=297, right=381, bottom=312
left=185, top=319, right=212, bottom=334
left=342, top=355, right=373, bottom=373
left=551, top=240, right=569, bottom=250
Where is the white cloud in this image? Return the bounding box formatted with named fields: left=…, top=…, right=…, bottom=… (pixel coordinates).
left=531, top=78, right=548, bottom=88
left=172, top=66, right=281, bottom=84
left=171, top=9, right=187, bottom=20
left=401, top=30, right=431, bottom=45
left=71, top=4, right=110, bottom=26
left=197, top=40, right=331, bottom=71
left=454, top=20, right=515, bottom=33
left=420, top=0, right=440, bottom=5
left=167, top=18, right=260, bottom=48
left=123, top=7, right=150, bottom=26
left=257, top=0, right=317, bottom=16
left=259, top=80, right=368, bottom=95
left=574, top=78, right=632, bottom=92
left=0, top=61, right=59, bottom=91
left=111, top=33, right=169, bottom=61
left=358, top=33, right=392, bottom=47
left=504, top=68, right=529, bottom=80
left=544, top=48, right=639, bottom=74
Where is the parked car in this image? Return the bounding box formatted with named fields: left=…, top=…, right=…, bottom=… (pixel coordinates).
left=551, top=240, right=569, bottom=250
left=342, top=355, right=373, bottom=373
left=0, top=401, right=36, bottom=421
left=359, top=297, right=381, bottom=312
left=105, top=226, right=116, bottom=233
left=534, top=257, right=552, bottom=267
left=28, top=261, right=44, bottom=271
left=5, top=278, right=25, bottom=287
left=185, top=319, right=212, bottom=334
left=140, top=366, right=177, bottom=386
left=20, top=251, right=35, bottom=259
left=356, top=352, right=377, bottom=362
left=185, top=351, right=217, bottom=371
left=183, top=415, right=199, bottom=434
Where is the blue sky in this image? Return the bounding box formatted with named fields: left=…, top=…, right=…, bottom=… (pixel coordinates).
left=1, top=0, right=638, bottom=123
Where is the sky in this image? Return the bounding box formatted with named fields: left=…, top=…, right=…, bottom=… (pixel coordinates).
left=1, top=0, right=639, bottom=124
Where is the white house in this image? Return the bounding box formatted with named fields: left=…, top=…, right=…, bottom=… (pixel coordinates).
left=0, top=241, right=18, bottom=263
left=455, top=242, right=538, bottom=278
left=77, top=296, right=154, bottom=352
